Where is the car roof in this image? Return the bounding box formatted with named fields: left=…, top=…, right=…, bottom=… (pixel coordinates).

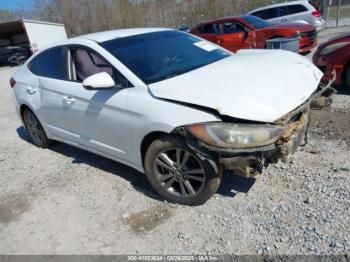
left=196, top=15, right=246, bottom=26
left=248, top=0, right=310, bottom=14
left=74, top=28, right=170, bottom=43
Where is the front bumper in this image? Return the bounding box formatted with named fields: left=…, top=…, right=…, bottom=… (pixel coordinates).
left=187, top=77, right=335, bottom=178
left=218, top=111, right=310, bottom=178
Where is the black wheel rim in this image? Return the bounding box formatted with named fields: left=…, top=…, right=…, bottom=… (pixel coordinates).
left=23, top=111, right=46, bottom=145
left=152, top=148, right=206, bottom=198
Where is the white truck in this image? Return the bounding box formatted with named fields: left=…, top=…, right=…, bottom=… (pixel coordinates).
left=0, top=19, right=67, bottom=65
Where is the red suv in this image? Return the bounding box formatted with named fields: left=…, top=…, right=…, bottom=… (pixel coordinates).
left=190, top=15, right=317, bottom=54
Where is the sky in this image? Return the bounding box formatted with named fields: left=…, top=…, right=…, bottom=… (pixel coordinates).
left=0, top=0, right=33, bottom=10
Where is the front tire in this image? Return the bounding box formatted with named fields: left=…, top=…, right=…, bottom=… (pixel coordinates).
left=22, top=108, right=52, bottom=148
left=144, top=135, right=223, bottom=206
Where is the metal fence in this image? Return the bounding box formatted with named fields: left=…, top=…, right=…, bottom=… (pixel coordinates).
left=323, top=0, right=350, bottom=27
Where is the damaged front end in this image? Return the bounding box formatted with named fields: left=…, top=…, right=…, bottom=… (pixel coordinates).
left=174, top=76, right=335, bottom=179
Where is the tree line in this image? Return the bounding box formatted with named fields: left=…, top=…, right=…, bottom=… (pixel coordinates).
left=0, top=0, right=317, bottom=36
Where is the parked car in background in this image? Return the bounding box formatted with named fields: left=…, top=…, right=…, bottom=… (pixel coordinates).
left=313, top=32, right=350, bottom=88
left=190, top=15, right=317, bottom=54
left=248, top=0, right=325, bottom=32
left=177, top=26, right=190, bottom=32
left=11, top=28, right=330, bottom=205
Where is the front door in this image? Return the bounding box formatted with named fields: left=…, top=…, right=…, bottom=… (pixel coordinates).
left=216, top=22, right=254, bottom=52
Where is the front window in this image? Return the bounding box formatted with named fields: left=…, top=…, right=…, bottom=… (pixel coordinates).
left=241, top=15, right=272, bottom=29
left=100, top=30, right=230, bottom=84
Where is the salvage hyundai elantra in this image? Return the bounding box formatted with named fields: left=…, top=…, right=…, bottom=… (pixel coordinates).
left=11, top=28, right=332, bottom=205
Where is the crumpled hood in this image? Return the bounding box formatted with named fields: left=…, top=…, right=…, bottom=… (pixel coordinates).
left=148, top=49, right=323, bottom=123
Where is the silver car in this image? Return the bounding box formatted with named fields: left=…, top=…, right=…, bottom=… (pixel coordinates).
left=11, top=28, right=328, bottom=205
left=248, top=0, right=326, bottom=32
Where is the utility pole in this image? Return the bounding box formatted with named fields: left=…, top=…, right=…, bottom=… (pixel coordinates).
left=336, top=0, right=341, bottom=27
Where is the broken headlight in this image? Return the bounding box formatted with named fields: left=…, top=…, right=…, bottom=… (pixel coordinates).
left=186, top=122, right=285, bottom=149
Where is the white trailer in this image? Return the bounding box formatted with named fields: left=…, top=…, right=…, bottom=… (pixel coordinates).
left=0, top=19, right=67, bottom=65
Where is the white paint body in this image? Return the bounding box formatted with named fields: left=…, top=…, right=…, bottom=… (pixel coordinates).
left=11, top=28, right=322, bottom=173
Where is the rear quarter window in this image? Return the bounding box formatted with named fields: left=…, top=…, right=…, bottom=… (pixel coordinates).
left=28, top=46, right=66, bottom=80
left=287, top=4, right=308, bottom=14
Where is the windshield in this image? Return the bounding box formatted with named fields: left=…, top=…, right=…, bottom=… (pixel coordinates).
left=100, top=30, right=230, bottom=84
left=242, top=15, right=272, bottom=29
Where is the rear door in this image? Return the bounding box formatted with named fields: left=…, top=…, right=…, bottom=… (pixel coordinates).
left=28, top=46, right=71, bottom=139
left=262, top=7, right=281, bottom=24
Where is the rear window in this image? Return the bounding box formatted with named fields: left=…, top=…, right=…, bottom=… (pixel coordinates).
left=286, top=4, right=308, bottom=14
left=29, top=46, right=66, bottom=80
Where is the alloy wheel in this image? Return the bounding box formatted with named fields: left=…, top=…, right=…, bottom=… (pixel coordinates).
left=153, top=148, right=206, bottom=197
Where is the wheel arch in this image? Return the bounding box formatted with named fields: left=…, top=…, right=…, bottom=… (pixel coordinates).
left=19, top=104, right=32, bottom=119
left=19, top=103, right=51, bottom=138
left=140, top=131, right=170, bottom=166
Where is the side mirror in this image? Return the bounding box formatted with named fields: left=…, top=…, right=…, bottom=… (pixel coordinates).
left=82, top=72, right=115, bottom=89
left=238, top=32, right=245, bottom=39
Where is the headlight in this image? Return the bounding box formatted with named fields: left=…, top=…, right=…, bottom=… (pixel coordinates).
left=320, top=42, right=349, bottom=55
left=186, top=122, right=285, bottom=149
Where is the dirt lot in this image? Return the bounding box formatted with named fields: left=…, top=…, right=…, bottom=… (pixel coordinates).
left=0, top=28, right=350, bottom=255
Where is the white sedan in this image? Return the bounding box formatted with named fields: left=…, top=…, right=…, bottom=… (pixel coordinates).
left=11, top=28, right=328, bottom=205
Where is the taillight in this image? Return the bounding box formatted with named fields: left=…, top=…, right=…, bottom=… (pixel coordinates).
left=312, top=10, right=321, bottom=17
left=10, top=78, right=16, bottom=88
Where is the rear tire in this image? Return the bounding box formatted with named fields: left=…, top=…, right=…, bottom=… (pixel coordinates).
left=144, top=135, right=223, bottom=206
left=22, top=108, right=52, bottom=148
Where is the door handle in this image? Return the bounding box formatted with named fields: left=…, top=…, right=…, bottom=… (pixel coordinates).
left=63, top=95, right=76, bottom=104
left=26, top=87, right=36, bottom=94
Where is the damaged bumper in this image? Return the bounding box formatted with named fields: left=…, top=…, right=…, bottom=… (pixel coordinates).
left=186, top=77, right=335, bottom=178
left=218, top=111, right=310, bottom=178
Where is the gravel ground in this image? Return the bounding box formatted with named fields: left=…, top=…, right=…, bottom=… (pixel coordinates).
left=0, top=28, right=349, bottom=255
